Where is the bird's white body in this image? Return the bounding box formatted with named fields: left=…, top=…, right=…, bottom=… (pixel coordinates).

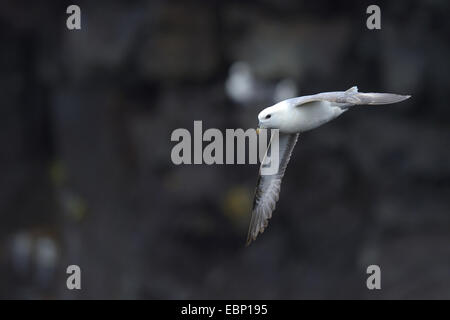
left=263, top=99, right=345, bottom=134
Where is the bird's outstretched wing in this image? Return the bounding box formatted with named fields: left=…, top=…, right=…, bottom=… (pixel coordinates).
left=291, top=86, right=411, bottom=108
left=246, top=132, right=299, bottom=246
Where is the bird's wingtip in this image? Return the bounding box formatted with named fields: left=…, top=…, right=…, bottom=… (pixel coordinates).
left=399, top=94, right=412, bottom=102
left=245, top=233, right=255, bottom=247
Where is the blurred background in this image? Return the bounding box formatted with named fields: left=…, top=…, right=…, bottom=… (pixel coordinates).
left=1, top=0, right=449, bottom=299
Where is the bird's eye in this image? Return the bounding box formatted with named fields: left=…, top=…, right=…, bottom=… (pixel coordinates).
left=265, top=114, right=271, bottom=119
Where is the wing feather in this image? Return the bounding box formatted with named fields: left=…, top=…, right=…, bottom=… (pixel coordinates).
left=246, top=132, right=299, bottom=245
left=290, top=86, right=410, bottom=108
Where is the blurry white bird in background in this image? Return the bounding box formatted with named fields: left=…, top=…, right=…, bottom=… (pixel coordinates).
left=225, top=61, right=298, bottom=107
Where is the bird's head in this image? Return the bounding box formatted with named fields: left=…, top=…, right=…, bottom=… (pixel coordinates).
left=257, top=104, right=284, bottom=133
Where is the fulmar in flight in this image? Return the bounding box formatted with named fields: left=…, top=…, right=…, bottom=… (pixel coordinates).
left=247, top=86, right=410, bottom=245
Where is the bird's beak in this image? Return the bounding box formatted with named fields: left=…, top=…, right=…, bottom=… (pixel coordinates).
left=256, top=121, right=265, bottom=134
left=256, top=122, right=265, bottom=134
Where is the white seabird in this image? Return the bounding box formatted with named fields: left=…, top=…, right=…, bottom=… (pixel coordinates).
left=247, top=86, right=411, bottom=245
